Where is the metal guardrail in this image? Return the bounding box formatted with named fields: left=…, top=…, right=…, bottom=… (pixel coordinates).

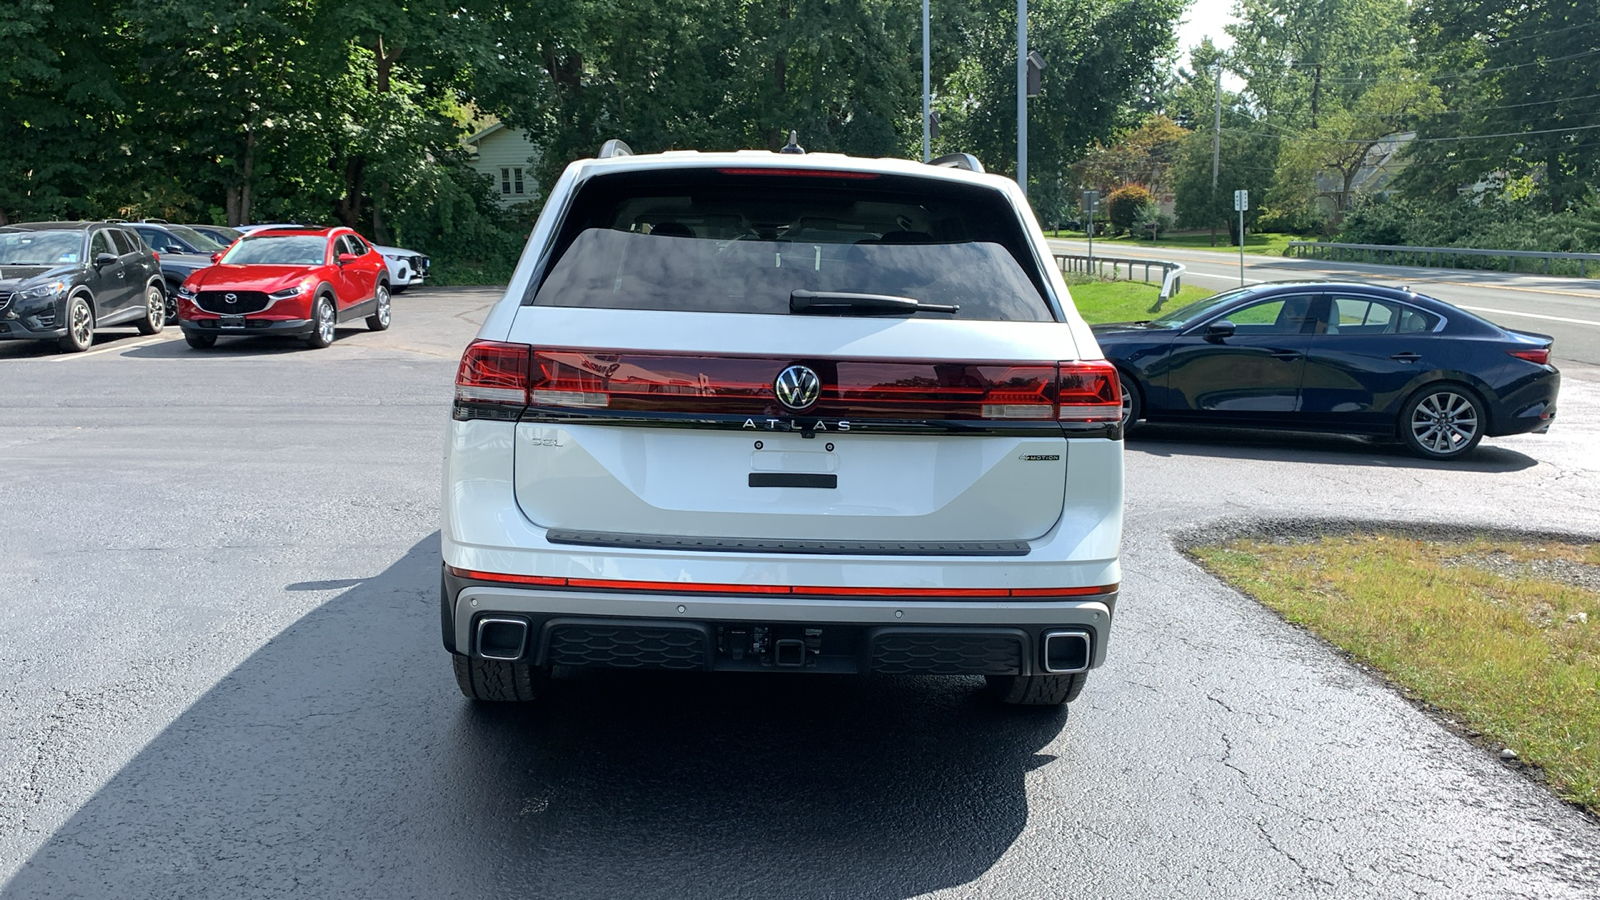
left=1054, top=253, right=1186, bottom=307
left=1287, top=241, right=1600, bottom=277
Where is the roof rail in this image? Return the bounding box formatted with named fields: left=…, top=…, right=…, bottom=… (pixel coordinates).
left=928, top=153, right=984, bottom=173
left=598, top=139, right=634, bottom=159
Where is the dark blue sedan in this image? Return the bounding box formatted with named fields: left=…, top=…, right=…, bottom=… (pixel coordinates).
left=1091, top=281, right=1560, bottom=460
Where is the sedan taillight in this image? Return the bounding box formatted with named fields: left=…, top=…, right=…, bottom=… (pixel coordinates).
left=1508, top=347, right=1550, bottom=366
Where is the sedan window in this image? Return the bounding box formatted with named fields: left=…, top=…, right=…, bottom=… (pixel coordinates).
left=1217, top=295, right=1319, bottom=335
left=1327, top=294, right=1438, bottom=335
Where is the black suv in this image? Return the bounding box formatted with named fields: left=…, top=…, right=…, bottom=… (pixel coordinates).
left=0, top=222, right=168, bottom=352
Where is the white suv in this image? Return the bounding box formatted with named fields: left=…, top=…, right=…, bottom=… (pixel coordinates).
left=441, top=146, right=1124, bottom=706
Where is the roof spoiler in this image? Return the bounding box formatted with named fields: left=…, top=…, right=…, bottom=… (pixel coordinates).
left=598, top=139, right=634, bottom=159
left=928, top=153, right=984, bottom=173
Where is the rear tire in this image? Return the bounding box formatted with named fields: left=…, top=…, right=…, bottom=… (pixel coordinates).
left=185, top=332, right=216, bottom=349
left=1399, top=383, right=1485, bottom=460
left=986, top=672, right=1088, bottom=706
left=453, top=653, right=547, bottom=702
left=135, top=284, right=166, bottom=335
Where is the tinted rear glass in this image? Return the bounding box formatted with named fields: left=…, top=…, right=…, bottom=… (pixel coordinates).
left=528, top=170, right=1056, bottom=322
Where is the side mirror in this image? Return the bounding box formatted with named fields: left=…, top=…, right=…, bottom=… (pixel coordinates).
left=1204, top=320, right=1236, bottom=341
left=336, top=253, right=357, bottom=265
left=94, top=252, right=118, bottom=267
left=210, top=252, right=223, bottom=264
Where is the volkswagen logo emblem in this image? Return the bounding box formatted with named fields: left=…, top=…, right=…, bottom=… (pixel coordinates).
left=774, top=365, right=821, bottom=410
left=224, top=293, right=238, bottom=305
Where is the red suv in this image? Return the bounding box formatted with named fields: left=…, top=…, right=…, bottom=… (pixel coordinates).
left=175, top=226, right=391, bottom=349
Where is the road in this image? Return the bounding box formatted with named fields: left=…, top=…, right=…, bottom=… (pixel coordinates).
left=1049, top=238, right=1600, bottom=365
left=1, top=290, right=1597, bottom=898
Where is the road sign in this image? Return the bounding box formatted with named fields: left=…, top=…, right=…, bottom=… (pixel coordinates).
left=1082, top=190, right=1099, bottom=213
left=1233, top=189, right=1249, bottom=212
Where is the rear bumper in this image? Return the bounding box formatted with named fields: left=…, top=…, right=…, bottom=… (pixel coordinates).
left=1486, top=368, right=1560, bottom=437
left=444, top=576, right=1114, bottom=675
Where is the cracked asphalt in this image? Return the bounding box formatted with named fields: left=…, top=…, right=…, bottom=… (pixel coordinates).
left=1, top=287, right=1597, bottom=898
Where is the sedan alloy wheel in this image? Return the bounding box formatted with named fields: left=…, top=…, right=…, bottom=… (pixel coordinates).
left=1404, top=388, right=1483, bottom=459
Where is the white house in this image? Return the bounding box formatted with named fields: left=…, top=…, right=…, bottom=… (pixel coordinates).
left=464, top=123, right=541, bottom=206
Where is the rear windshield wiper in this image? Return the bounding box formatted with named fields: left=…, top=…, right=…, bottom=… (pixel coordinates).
left=790, top=289, right=959, bottom=317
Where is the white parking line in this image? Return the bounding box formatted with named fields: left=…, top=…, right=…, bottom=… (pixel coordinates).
left=1458, top=305, right=1600, bottom=328
left=50, top=334, right=176, bottom=362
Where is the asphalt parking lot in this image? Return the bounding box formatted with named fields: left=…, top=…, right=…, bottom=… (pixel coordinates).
left=2, top=287, right=1598, bottom=898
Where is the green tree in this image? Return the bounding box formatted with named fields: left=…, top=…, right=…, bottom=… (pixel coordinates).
left=0, top=0, right=129, bottom=223
left=1407, top=0, right=1600, bottom=212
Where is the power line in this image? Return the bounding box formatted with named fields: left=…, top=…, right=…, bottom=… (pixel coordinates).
left=1265, top=47, right=1600, bottom=86
left=1297, top=91, right=1600, bottom=121
left=1219, top=122, right=1600, bottom=144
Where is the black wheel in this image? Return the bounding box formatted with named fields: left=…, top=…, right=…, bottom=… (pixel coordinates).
left=366, top=282, right=391, bottom=331
left=57, top=296, right=94, bottom=352
left=185, top=332, right=216, bottom=349
left=162, top=282, right=181, bottom=324
left=1118, top=371, right=1141, bottom=429
left=135, top=283, right=166, bottom=335
left=986, top=672, right=1088, bottom=706
left=305, top=294, right=336, bottom=348
left=452, top=653, right=548, bottom=702
left=1400, top=384, right=1485, bottom=460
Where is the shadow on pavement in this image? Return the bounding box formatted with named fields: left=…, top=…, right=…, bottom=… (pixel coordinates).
left=1127, top=423, right=1538, bottom=472
left=6, top=537, right=1062, bottom=899
left=0, top=329, right=161, bottom=360
left=120, top=330, right=370, bottom=359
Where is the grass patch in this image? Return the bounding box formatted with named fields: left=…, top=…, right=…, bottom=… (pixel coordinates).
left=1194, top=533, right=1600, bottom=815
left=1066, top=279, right=1215, bottom=324
left=1047, top=230, right=1302, bottom=257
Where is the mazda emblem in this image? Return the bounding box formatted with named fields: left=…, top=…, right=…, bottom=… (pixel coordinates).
left=224, top=293, right=238, bottom=305
left=774, top=365, right=821, bottom=410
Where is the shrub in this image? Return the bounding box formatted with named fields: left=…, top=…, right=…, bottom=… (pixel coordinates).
left=1106, top=184, right=1155, bottom=234
left=1132, top=202, right=1173, bottom=239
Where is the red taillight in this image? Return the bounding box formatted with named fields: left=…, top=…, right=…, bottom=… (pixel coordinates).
left=715, top=168, right=880, bottom=179
left=1509, top=347, right=1550, bottom=366
left=1056, top=360, right=1122, bottom=422
left=152, top=251, right=161, bottom=263
left=456, top=340, right=531, bottom=406
left=460, top=347, right=1122, bottom=426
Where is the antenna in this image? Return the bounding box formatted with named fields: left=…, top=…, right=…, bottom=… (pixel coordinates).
left=598, top=139, right=634, bottom=159
left=779, top=131, right=805, bottom=154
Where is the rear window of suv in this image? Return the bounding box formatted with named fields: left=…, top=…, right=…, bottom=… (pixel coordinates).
left=527, top=169, right=1057, bottom=322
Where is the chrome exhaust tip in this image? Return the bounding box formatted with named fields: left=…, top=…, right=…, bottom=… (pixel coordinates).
left=476, top=616, right=530, bottom=661
left=1041, top=631, right=1091, bottom=674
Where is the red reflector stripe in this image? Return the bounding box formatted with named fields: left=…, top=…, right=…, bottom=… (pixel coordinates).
left=448, top=566, right=1117, bottom=598
left=715, top=167, right=880, bottom=179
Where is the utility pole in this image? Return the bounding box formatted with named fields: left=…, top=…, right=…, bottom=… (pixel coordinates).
left=1017, top=0, right=1027, bottom=195
left=1211, top=62, right=1222, bottom=247
left=922, top=0, right=931, bottom=162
